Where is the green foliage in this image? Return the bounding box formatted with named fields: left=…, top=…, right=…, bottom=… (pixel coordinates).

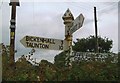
left=2, top=48, right=10, bottom=81
left=2, top=41, right=118, bottom=81
left=39, top=59, right=57, bottom=81
left=15, top=56, right=38, bottom=81
left=73, top=35, right=113, bottom=53
left=54, top=51, right=118, bottom=81
left=54, top=51, right=68, bottom=68
left=66, top=61, right=118, bottom=81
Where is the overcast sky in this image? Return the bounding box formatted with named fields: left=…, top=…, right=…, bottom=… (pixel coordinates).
left=1, top=0, right=119, bottom=63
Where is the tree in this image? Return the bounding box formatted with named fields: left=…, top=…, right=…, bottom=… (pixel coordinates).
left=54, top=36, right=118, bottom=81
left=73, top=35, right=113, bottom=53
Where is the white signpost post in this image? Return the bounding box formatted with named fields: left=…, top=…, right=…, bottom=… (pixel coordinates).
left=20, top=35, right=68, bottom=51
left=70, top=14, right=85, bottom=34
left=62, top=9, right=85, bottom=66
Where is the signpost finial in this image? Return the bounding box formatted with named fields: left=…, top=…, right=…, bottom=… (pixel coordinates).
left=62, top=8, right=74, bottom=25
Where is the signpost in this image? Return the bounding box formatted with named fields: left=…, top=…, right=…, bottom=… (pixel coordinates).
left=62, top=9, right=74, bottom=67
left=19, top=8, right=85, bottom=68
left=62, top=9, right=85, bottom=67
left=70, top=14, right=84, bottom=34
left=20, top=35, right=68, bottom=51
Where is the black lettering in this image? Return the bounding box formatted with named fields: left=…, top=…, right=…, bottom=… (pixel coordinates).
left=31, top=37, right=35, bottom=42
left=39, top=38, right=44, bottom=43
left=26, top=42, right=33, bottom=48
left=44, top=39, right=54, bottom=44
left=26, top=41, right=50, bottom=49
left=34, top=43, right=39, bottom=48
left=26, top=42, right=29, bottom=47
left=45, top=39, right=49, bottom=43
left=47, top=39, right=50, bottom=43
left=36, top=37, right=39, bottom=42
left=42, top=44, right=45, bottom=48
left=26, top=36, right=30, bottom=41
left=71, top=24, right=77, bottom=33
left=40, top=44, right=49, bottom=49
left=44, top=44, right=49, bottom=49
left=49, top=39, right=52, bottom=44
left=29, top=42, right=34, bottom=47
left=39, top=43, right=42, bottom=48
left=30, top=37, right=33, bottom=41
left=43, top=38, right=46, bottom=43
left=28, top=37, right=32, bottom=42
left=33, top=37, right=37, bottom=42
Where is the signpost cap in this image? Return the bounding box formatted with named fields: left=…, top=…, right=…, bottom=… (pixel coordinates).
left=62, top=8, right=74, bottom=20
left=9, top=0, right=20, bottom=6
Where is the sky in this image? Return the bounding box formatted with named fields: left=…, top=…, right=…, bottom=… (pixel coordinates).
left=0, top=0, right=119, bottom=63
